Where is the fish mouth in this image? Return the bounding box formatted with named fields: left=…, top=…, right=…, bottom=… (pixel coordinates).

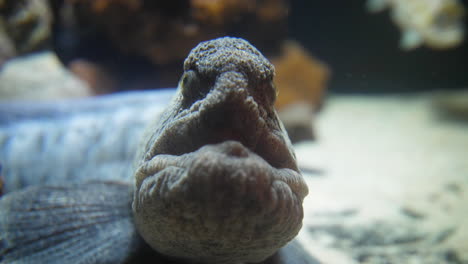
left=133, top=84, right=308, bottom=264
left=135, top=84, right=307, bottom=200
left=143, top=85, right=298, bottom=172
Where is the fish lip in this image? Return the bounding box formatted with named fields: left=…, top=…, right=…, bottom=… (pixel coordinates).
left=148, top=87, right=297, bottom=172
left=133, top=139, right=307, bottom=264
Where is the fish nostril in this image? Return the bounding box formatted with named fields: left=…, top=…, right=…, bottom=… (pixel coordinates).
left=223, top=142, right=250, bottom=158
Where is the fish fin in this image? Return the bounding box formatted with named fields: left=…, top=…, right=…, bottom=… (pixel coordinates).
left=0, top=181, right=143, bottom=264
left=400, top=30, right=424, bottom=50
left=365, top=0, right=389, bottom=13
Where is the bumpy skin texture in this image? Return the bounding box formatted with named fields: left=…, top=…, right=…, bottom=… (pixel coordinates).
left=133, top=37, right=309, bottom=264
left=0, top=37, right=315, bottom=264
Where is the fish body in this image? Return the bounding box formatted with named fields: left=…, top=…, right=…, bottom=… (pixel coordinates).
left=0, top=37, right=317, bottom=264
left=0, top=89, right=175, bottom=192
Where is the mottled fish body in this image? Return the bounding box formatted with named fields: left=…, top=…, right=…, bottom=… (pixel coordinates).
left=0, top=37, right=318, bottom=264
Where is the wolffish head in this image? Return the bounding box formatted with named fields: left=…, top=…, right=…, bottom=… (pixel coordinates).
left=132, top=37, right=308, bottom=264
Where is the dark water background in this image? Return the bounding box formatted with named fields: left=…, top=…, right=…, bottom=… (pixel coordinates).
left=50, top=0, right=468, bottom=93
left=289, top=0, right=468, bottom=93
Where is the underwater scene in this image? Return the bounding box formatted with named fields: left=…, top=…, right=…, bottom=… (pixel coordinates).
left=1, top=0, right=468, bottom=263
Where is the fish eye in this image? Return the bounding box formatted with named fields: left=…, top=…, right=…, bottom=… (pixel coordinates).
left=180, top=70, right=210, bottom=107
left=181, top=71, right=196, bottom=89
left=180, top=70, right=199, bottom=94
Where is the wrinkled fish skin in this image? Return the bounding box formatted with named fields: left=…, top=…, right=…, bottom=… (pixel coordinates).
left=0, top=36, right=320, bottom=264
left=0, top=88, right=319, bottom=264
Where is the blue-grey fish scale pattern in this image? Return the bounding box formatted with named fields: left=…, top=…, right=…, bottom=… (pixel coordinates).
left=0, top=90, right=176, bottom=193
left=0, top=182, right=141, bottom=264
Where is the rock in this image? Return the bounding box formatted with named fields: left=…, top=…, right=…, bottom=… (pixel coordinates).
left=0, top=51, right=93, bottom=101
left=278, top=102, right=316, bottom=143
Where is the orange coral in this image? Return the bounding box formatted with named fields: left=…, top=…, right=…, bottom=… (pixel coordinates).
left=191, top=0, right=287, bottom=25
left=68, top=0, right=141, bottom=13
left=257, top=0, right=289, bottom=22
left=272, top=41, right=330, bottom=110
left=57, top=0, right=289, bottom=86
left=191, top=0, right=254, bottom=25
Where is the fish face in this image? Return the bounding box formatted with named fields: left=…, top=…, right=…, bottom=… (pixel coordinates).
left=132, top=37, right=308, bottom=264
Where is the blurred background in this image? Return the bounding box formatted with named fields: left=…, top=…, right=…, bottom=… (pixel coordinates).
left=1, top=0, right=467, bottom=97
left=1, top=1, right=468, bottom=263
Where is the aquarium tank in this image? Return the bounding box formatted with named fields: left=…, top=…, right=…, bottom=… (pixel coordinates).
left=1, top=0, right=467, bottom=263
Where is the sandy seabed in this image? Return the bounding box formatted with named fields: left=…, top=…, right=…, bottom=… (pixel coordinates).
left=296, top=93, right=468, bottom=264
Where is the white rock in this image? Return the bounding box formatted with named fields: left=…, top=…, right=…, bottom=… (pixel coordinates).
left=0, top=51, right=92, bottom=101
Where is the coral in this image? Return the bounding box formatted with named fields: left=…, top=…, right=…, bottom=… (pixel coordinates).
left=58, top=0, right=201, bottom=65
left=55, top=0, right=288, bottom=66
left=271, top=41, right=330, bottom=142
left=0, top=0, right=52, bottom=65
left=191, top=0, right=287, bottom=25
left=191, top=0, right=255, bottom=25
left=272, top=41, right=330, bottom=111
left=88, top=0, right=141, bottom=12
left=366, top=0, right=465, bottom=50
